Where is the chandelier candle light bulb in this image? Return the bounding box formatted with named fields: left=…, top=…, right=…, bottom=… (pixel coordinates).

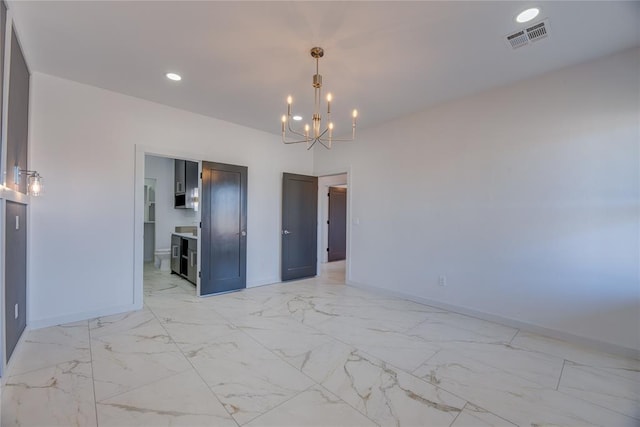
left=281, top=47, right=358, bottom=150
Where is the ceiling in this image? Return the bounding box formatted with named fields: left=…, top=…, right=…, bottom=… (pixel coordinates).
left=8, top=1, right=640, bottom=136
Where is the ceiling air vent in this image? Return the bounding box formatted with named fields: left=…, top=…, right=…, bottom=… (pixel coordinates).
left=526, top=21, right=548, bottom=42
left=507, top=30, right=528, bottom=49
left=505, top=19, right=550, bottom=49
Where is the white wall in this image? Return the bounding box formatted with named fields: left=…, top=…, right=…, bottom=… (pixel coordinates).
left=144, top=155, right=198, bottom=252
left=28, top=73, right=312, bottom=327
left=314, top=48, right=640, bottom=353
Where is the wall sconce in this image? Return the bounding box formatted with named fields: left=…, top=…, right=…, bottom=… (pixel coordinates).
left=14, top=165, right=44, bottom=196
left=191, top=187, right=199, bottom=212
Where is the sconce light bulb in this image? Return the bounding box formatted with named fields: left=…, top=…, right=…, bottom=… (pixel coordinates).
left=352, top=109, right=358, bottom=118
left=287, top=95, right=292, bottom=105
left=326, top=93, right=332, bottom=102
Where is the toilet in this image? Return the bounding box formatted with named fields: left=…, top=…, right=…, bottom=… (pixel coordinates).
left=154, top=249, right=171, bottom=271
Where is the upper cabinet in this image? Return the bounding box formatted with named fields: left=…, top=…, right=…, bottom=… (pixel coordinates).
left=174, top=159, right=198, bottom=209
left=6, top=27, right=30, bottom=194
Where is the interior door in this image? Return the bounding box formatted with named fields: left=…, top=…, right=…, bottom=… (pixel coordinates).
left=5, top=201, right=27, bottom=362
left=328, top=186, right=347, bottom=261
left=282, top=173, right=318, bottom=281
left=201, top=161, right=247, bottom=295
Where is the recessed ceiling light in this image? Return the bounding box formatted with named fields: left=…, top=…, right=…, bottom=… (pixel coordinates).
left=292, top=115, right=303, bottom=121
left=165, top=72, right=182, bottom=81
left=516, top=8, right=540, bottom=23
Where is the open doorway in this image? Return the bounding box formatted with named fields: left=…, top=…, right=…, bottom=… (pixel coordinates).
left=142, top=154, right=201, bottom=298
left=317, top=173, right=348, bottom=283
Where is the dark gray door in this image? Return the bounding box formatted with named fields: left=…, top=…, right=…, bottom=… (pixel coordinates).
left=328, top=186, right=347, bottom=262
left=5, top=201, right=27, bottom=362
left=201, top=162, right=247, bottom=295
left=282, top=173, right=318, bottom=281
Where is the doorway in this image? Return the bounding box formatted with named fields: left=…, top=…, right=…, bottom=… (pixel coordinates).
left=280, top=172, right=349, bottom=283
left=328, top=186, right=347, bottom=262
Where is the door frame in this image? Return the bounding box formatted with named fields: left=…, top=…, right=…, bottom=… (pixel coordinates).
left=315, top=169, right=351, bottom=282
left=133, top=145, right=203, bottom=306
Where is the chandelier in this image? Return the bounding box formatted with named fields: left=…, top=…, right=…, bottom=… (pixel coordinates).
left=281, top=47, right=358, bottom=150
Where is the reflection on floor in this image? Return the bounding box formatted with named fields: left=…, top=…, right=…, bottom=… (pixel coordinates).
left=2, top=261, right=639, bottom=426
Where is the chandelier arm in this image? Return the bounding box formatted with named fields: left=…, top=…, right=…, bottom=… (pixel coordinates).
left=317, top=139, right=332, bottom=149
left=286, top=121, right=308, bottom=139
left=319, top=136, right=354, bottom=143
left=282, top=136, right=310, bottom=144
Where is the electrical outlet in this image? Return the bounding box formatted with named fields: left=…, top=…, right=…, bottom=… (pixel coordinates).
left=14, top=303, right=18, bottom=319
left=438, top=275, right=447, bottom=286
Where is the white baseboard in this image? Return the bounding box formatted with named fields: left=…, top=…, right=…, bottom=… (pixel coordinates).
left=27, top=303, right=142, bottom=330
left=346, top=280, right=640, bottom=361
left=247, top=277, right=281, bottom=288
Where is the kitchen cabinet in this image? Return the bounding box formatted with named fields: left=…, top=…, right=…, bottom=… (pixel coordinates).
left=171, top=234, right=181, bottom=274
left=171, top=233, right=197, bottom=285
left=174, top=159, right=198, bottom=209
left=187, top=238, right=198, bottom=284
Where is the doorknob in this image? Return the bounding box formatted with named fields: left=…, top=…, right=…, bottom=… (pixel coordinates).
left=282, top=230, right=291, bottom=235
left=241, top=230, right=247, bottom=237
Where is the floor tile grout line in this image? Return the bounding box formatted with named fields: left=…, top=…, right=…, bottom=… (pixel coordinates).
left=556, top=359, right=566, bottom=391
left=552, top=381, right=640, bottom=422
left=3, top=323, right=93, bottom=379
left=144, top=297, right=242, bottom=427
left=448, top=401, right=467, bottom=426
left=508, top=328, right=520, bottom=344
left=87, top=321, right=100, bottom=427
left=237, top=384, right=316, bottom=426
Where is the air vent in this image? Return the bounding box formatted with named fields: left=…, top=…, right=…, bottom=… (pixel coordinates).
left=507, top=30, right=528, bottom=49
left=505, top=19, right=550, bottom=49
left=526, top=21, right=548, bottom=42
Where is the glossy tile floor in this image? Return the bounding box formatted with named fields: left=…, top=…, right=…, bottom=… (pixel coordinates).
left=2, top=261, right=639, bottom=426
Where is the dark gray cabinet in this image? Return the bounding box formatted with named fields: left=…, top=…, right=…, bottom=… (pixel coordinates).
left=171, top=233, right=197, bottom=285
left=6, top=27, right=30, bottom=194
left=171, top=234, right=181, bottom=274
left=5, top=201, right=27, bottom=362
left=187, top=238, right=197, bottom=284
left=174, top=160, right=198, bottom=209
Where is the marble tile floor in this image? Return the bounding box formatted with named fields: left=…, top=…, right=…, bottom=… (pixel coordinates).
left=2, top=261, right=639, bottom=426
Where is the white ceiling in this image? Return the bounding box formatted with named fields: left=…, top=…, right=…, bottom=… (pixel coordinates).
left=8, top=1, right=640, bottom=136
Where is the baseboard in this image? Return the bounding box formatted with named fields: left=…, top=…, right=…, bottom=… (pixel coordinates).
left=27, top=303, right=142, bottom=330
left=346, top=280, right=640, bottom=361
left=247, top=277, right=281, bottom=288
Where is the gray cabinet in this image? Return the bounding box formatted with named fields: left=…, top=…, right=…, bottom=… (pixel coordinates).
left=171, top=234, right=181, bottom=274
left=171, top=233, right=197, bottom=285
left=187, top=238, right=197, bottom=284
left=174, top=160, right=198, bottom=209
left=5, top=202, right=27, bottom=362
left=7, top=27, right=30, bottom=194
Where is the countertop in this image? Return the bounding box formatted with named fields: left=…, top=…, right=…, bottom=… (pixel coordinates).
left=173, top=232, right=198, bottom=240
